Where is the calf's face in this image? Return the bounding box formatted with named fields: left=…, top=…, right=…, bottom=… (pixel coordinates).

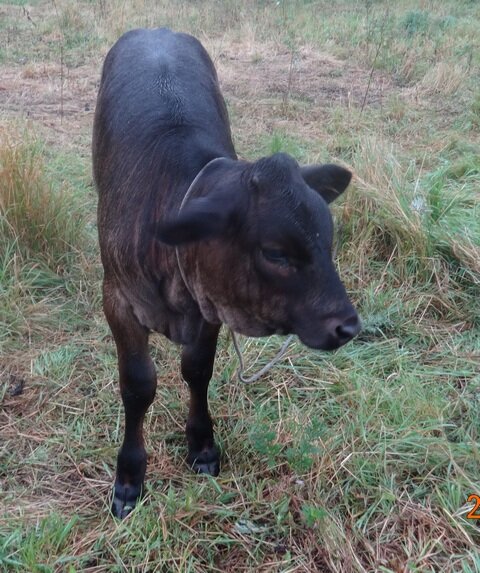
left=158, top=153, right=360, bottom=350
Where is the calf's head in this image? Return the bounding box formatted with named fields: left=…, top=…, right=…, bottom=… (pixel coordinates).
left=158, top=153, right=360, bottom=350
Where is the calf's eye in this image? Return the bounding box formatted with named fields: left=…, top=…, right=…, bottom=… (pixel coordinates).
left=261, top=247, right=290, bottom=267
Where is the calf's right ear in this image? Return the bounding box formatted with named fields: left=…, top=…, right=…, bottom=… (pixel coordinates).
left=156, top=196, right=235, bottom=246
left=300, top=163, right=352, bottom=204
left=156, top=158, right=243, bottom=246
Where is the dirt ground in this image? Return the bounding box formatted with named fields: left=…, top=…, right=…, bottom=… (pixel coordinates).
left=0, top=33, right=399, bottom=154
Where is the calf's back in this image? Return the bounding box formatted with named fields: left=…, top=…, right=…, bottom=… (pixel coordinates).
left=93, top=28, right=236, bottom=344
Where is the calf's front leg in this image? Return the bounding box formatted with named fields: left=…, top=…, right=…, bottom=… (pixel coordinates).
left=104, top=286, right=157, bottom=518
left=181, top=321, right=220, bottom=476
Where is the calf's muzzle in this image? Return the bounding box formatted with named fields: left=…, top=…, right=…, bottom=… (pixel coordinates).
left=324, top=313, right=361, bottom=348
left=296, top=307, right=361, bottom=351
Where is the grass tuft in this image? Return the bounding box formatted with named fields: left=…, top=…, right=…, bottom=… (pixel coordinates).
left=337, top=137, right=480, bottom=292
left=0, top=133, right=86, bottom=271
left=418, top=62, right=467, bottom=96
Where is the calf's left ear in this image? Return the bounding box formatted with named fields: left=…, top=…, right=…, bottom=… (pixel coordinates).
left=300, top=164, right=352, bottom=204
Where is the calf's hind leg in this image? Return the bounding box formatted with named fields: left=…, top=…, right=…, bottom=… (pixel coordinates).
left=181, top=321, right=221, bottom=476
left=103, top=285, right=156, bottom=519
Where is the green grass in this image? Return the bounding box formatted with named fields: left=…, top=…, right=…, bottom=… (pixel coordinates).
left=1, top=0, right=480, bottom=571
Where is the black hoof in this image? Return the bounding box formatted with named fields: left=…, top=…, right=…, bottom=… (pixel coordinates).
left=188, top=445, right=220, bottom=476
left=111, top=481, right=143, bottom=519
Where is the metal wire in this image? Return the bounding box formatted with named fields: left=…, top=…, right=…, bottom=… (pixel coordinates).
left=231, top=331, right=294, bottom=384
left=175, top=158, right=294, bottom=384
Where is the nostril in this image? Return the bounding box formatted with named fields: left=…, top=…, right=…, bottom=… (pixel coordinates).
left=335, top=315, right=361, bottom=342
left=336, top=324, right=353, bottom=342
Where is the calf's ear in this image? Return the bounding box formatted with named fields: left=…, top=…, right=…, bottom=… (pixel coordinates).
left=300, top=164, right=352, bottom=204
left=156, top=158, right=242, bottom=246
left=157, top=196, right=235, bottom=246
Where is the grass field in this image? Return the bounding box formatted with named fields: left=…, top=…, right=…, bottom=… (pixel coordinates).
left=1, top=0, right=480, bottom=571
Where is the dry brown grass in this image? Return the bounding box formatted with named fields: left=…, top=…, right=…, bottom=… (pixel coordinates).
left=0, top=132, right=87, bottom=269
left=417, top=62, right=468, bottom=97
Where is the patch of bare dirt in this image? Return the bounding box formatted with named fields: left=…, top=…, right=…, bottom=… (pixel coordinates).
left=0, top=39, right=399, bottom=151
left=0, top=60, right=102, bottom=150
left=216, top=41, right=394, bottom=109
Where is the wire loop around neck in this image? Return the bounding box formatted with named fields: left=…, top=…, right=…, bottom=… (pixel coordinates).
left=175, top=158, right=225, bottom=297
left=231, top=331, right=294, bottom=384
left=175, top=157, right=294, bottom=384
